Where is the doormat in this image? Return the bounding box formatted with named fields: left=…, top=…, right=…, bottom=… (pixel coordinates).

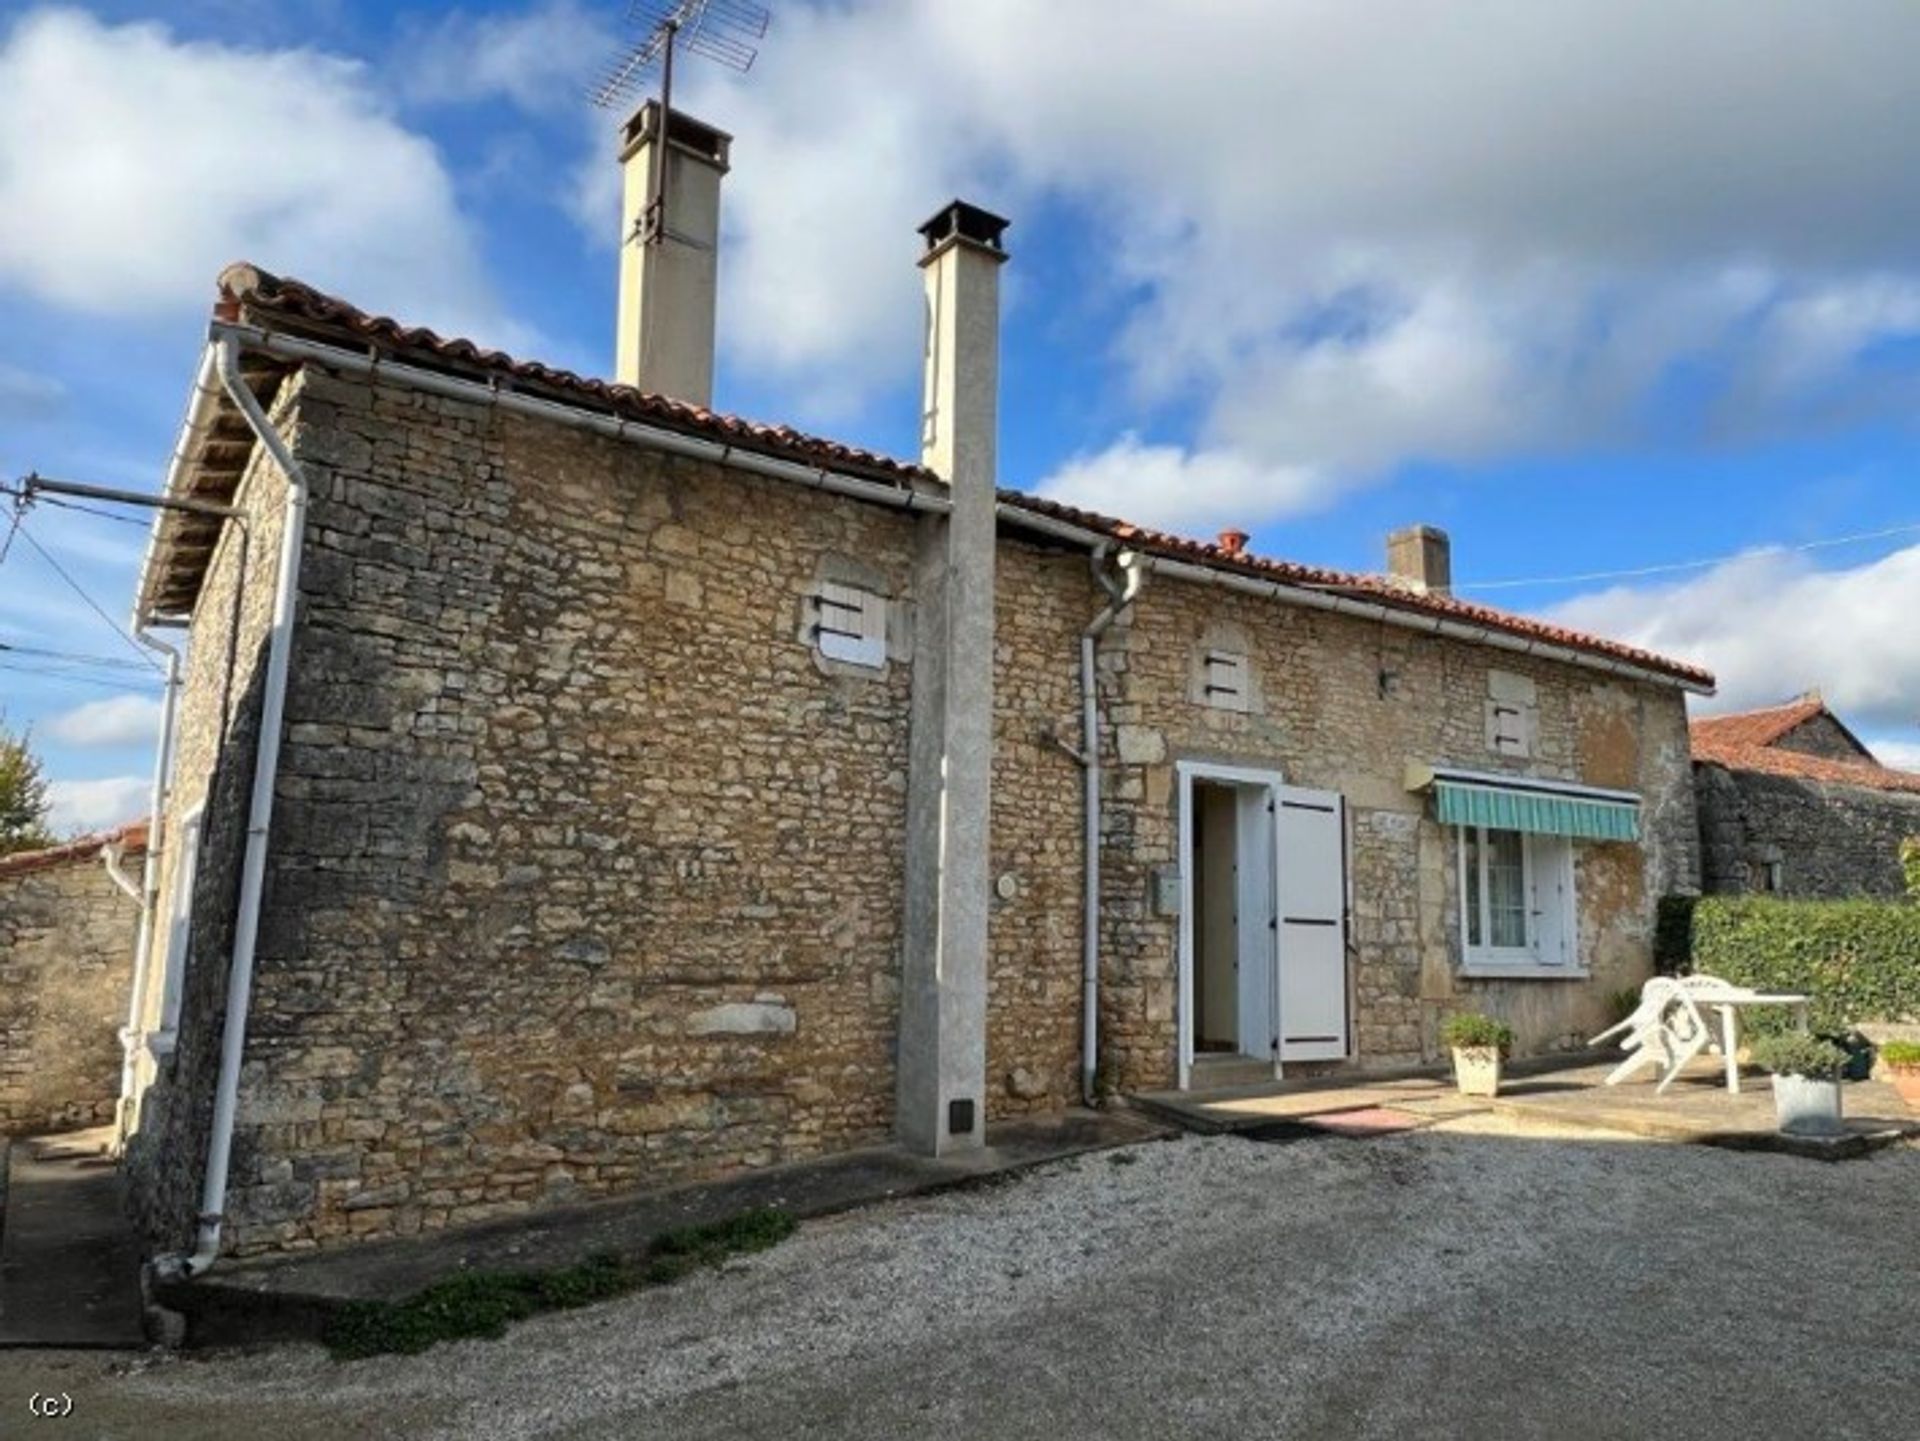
left=1297, top=1106, right=1430, bottom=1137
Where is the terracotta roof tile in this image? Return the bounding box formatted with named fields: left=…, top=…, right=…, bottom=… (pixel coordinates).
left=1691, top=700, right=1920, bottom=794
left=1689, top=696, right=1829, bottom=750
left=999, top=492, right=1716, bottom=688
left=216, top=263, right=934, bottom=490
left=0, top=819, right=150, bottom=878
left=189, top=263, right=1715, bottom=691
left=1690, top=733, right=1920, bottom=795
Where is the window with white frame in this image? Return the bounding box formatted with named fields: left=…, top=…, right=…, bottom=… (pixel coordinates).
left=808, top=581, right=888, bottom=669
left=1457, top=825, right=1578, bottom=974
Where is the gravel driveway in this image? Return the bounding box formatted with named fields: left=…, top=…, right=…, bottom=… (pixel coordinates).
left=8, top=1116, right=1918, bottom=1440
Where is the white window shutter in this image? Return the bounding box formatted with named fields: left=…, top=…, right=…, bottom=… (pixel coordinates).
left=1274, top=787, right=1348, bottom=1061
left=814, top=582, right=887, bottom=668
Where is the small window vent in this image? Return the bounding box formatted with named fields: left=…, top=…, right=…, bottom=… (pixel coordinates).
left=811, top=581, right=887, bottom=669
left=1201, top=650, right=1250, bottom=712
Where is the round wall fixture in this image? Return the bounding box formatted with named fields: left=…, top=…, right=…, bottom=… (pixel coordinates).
left=995, top=872, right=1019, bottom=901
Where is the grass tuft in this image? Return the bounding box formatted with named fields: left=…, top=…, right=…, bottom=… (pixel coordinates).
left=323, top=1207, right=795, bottom=1361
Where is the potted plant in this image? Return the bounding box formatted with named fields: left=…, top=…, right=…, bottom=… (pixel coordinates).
left=1880, top=1041, right=1920, bottom=1109
left=1749, top=1033, right=1849, bottom=1137
left=1440, top=1012, right=1515, bottom=1098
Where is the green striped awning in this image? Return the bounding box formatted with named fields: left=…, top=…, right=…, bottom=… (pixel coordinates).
left=1429, top=777, right=1640, bottom=842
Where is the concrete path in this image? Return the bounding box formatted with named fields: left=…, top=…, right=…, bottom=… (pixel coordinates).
left=0, top=1129, right=145, bottom=1349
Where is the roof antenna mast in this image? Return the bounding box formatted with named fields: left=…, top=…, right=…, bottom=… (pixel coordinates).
left=590, top=0, right=769, bottom=249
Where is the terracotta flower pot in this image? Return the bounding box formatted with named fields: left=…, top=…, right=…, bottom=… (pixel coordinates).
left=1890, top=1064, right=1920, bottom=1110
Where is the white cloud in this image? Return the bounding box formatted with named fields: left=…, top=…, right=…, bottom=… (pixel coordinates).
left=559, top=0, right=1920, bottom=509
left=401, top=0, right=615, bottom=116
left=0, top=7, right=518, bottom=345
left=1867, top=737, right=1920, bottom=773
left=1548, top=544, right=1920, bottom=731
left=44, top=693, right=162, bottom=749
left=1036, top=436, right=1327, bottom=536
left=45, top=774, right=148, bottom=835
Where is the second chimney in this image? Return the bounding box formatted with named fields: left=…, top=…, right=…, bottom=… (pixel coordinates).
left=1387, top=524, right=1452, bottom=597
left=615, top=102, right=731, bottom=406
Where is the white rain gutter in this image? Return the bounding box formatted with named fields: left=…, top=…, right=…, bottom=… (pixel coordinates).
left=114, top=632, right=180, bottom=1150
left=135, top=345, right=223, bottom=627
left=996, top=507, right=1712, bottom=697
left=163, top=333, right=310, bottom=1277
left=1073, top=547, right=1146, bottom=1106
left=206, top=322, right=953, bottom=521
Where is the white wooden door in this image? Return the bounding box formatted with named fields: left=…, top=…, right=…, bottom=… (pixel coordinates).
left=1274, top=786, right=1349, bottom=1062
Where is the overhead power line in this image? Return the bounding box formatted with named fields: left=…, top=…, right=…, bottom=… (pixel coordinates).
left=4, top=521, right=164, bottom=674
left=1459, top=520, right=1920, bottom=593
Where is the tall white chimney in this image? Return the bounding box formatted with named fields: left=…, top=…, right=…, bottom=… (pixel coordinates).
left=898, top=200, right=1008, bottom=1158
left=615, top=101, right=731, bottom=405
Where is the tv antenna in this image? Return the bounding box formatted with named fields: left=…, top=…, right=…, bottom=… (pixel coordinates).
left=591, top=1, right=769, bottom=246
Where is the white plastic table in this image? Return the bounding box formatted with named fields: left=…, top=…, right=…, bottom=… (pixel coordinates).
left=1704, top=992, right=1811, bottom=1094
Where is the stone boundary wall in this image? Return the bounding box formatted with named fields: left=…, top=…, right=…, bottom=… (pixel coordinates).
left=1696, top=763, right=1920, bottom=899
left=0, top=824, right=145, bottom=1135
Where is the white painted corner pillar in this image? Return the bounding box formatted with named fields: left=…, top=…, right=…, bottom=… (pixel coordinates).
left=898, top=200, right=1009, bottom=1156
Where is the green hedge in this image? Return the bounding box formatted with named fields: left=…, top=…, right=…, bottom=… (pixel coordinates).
left=1658, top=894, right=1920, bottom=1033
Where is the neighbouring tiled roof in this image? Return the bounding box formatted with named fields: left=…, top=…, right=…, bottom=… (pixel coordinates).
left=0, top=819, right=149, bottom=879
left=1689, top=696, right=1830, bottom=751
left=146, top=263, right=1715, bottom=689
left=1691, top=702, right=1920, bottom=795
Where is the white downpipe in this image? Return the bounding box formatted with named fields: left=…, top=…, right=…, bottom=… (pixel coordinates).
left=115, top=634, right=180, bottom=1150
left=101, top=841, right=143, bottom=901
left=1078, top=548, right=1146, bottom=1106
left=171, top=335, right=310, bottom=1276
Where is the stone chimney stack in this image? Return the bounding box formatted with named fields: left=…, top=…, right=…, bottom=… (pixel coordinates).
left=615, top=102, right=731, bottom=405
left=1387, top=523, right=1452, bottom=597
left=898, top=200, right=1009, bottom=1159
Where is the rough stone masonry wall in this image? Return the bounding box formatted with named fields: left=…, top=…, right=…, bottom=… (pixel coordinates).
left=210, top=371, right=921, bottom=1256
left=984, top=538, right=1103, bottom=1115
left=1092, top=579, right=1698, bottom=1086
left=124, top=379, right=294, bottom=1252
left=1696, top=764, right=1920, bottom=899
left=0, top=839, right=144, bottom=1135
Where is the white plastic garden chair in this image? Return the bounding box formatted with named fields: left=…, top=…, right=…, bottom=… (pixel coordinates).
left=1590, top=976, right=1721, bottom=1092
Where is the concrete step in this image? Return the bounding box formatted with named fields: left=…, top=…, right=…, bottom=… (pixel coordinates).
left=1189, top=1056, right=1276, bottom=1090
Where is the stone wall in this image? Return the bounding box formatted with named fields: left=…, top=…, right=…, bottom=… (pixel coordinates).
left=198, top=372, right=926, bottom=1255
left=130, top=358, right=1703, bottom=1259
left=124, top=373, right=303, bottom=1251
left=1089, top=578, right=1698, bottom=1085
left=0, top=830, right=144, bottom=1135
left=1696, top=763, right=1920, bottom=899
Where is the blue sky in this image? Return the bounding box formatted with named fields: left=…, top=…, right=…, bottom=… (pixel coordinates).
left=4, top=0, right=1920, bottom=831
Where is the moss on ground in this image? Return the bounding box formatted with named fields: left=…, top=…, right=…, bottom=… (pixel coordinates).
left=323, top=1207, right=798, bottom=1360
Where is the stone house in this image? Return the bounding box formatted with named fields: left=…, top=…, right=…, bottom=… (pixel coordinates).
left=0, top=821, right=146, bottom=1136
left=1692, top=695, right=1920, bottom=898
left=117, top=104, right=1712, bottom=1265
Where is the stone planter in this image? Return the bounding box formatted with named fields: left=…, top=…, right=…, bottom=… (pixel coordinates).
left=1772, top=1073, right=1844, bottom=1137
left=1451, top=1046, right=1504, bottom=1099
left=1889, top=1064, right=1920, bottom=1110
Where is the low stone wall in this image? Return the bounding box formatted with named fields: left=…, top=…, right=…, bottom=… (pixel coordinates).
left=0, top=825, right=145, bottom=1135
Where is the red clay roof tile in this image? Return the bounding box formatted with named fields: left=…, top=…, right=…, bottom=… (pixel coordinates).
left=208, top=263, right=1716, bottom=691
